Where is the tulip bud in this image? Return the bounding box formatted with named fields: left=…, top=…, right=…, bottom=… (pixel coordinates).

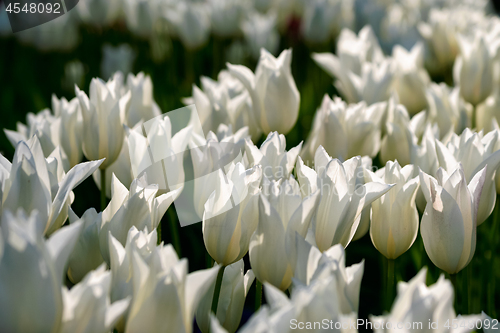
left=76, top=76, right=131, bottom=169
left=419, top=165, right=486, bottom=274
left=227, top=48, right=300, bottom=135
left=365, top=161, right=420, bottom=259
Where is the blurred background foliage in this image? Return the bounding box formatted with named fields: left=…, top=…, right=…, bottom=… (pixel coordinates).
left=0, top=1, right=499, bottom=329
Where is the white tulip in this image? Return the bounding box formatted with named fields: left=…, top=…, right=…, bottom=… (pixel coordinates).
left=435, top=129, right=500, bottom=225
left=365, top=161, right=420, bottom=259
left=77, top=0, right=121, bottom=26
left=209, top=0, right=248, bottom=37
left=76, top=76, right=131, bottom=169
left=0, top=210, right=83, bottom=333
left=52, top=95, right=84, bottom=168
left=125, top=72, right=162, bottom=127
left=99, top=174, right=177, bottom=264
left=370, top=268, right=483, bottom=333
left=191, top=127, right=249, bottom=219
left=301, top=96, right=385, bottom=162
left=392, top=43, right=430, bottom=116
left=426, top=83, right=472, bottom=139
left=244, top=131, right=302, bottom=181
left=313, top=147, right=393, bottom=250
left=125, top=245, right=220, bottom=333
left=300, top=0, right=343, bottom=44
left=454, top=33, right=495, bottom=106
left=123, top=0, right=157, bottom=38
left=60, top=265, right=130, bottom=333
left=380, top=96, right=412, bottom=166
left=164, top=1, right=211, bottom=50
left=228, top=48, right=300, bottom=135
left=419, top=165, right=486, bottom=274
left=249, top=178, right=320, bottom=290
left=101, top=44, right=136, bottom=80
left=108, top=226, right=157, bottom=331
left=240, top=11, right=279, bottom=60
left=482, top=128, right=500, bottom=194
left=476, top=91, right=500, bottom=133
left=0, top=136, right=102, bottom=235
left=67, top=208, right=104, bottom=283
left=196, top=259, right=255, bottom=333
left=291, top=238, right=364, bottom=315
left=203, top=163, right=261, bottom=266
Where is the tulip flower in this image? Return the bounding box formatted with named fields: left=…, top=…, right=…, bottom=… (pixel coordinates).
left=52, top=95, right=84, bottom=168
left=67, top=208, right=104, bottom=283
left=365, top=161, right=420, bottom=259
left=301, top=95, right=385, bottom=162
left=426, top=83, right=472, bottom=139
left=164, top=1, right=211, bottom=50
left=98, top=174, right=178, bottom=264
left=249, top=177, right=320, bottom=291
left=60, top=265, right=130, bottom=333
left=244, top=131, right=301, bottom=181
left=476, top=92, right=500, bottom=133
left=125, top=245, right=220, bottom=333
left=0, top=136, right=103, bottom=235
left=291, top=237, right=364, bottom=315
left=108, top=227, right=157, bottom=331
left=419, top=165, right=486, bottom=274
left=191, top=127, right=249, bottom=219
left=123, top=0, right=157, bottom=38
left=227, top=48, right=300, bottom=135
left=435, top=129, right=500, bottom=225
left=380, top=96, right=412, bottom=166
left=76, top=0, right=121, bottom=26
left=240, top=12, right=279, bottom=60
left=125, top=72, right=162, bottom=127
left=370, top=268, right=483, bottom=333
left=196, top=259, right=255, bottom=333
left=203, top=163, right=262, bottom=265
left=392, top=43, right=430, bottom=116
left=209, top=0, right=247, bottom=37
left=312, top=147, right=393, bottom=251
left=454, top=33, right=495, bottom=106
left=300, top=0, right=344, bottom=44
left=101, top=45, right=136, bottom=80
left=482, top=128, right=500, bottom=194
left=76, top=76, right=131, bottom=170
left=0, top=210, right=83, bottom=333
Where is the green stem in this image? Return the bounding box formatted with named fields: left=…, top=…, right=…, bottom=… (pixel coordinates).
left=462, top=267, right=469, bottom=314
left=211, top=265, right=226, bottom=315
left=488, top=197, right=499, bottom=317
left=449, top=273, right=459, bottom=313
left=167, top=208, right=181, bottom=257
left=100, top=169, right=106, bottom=211
left=255, top=279, right=262, bottom=311
left=387, top=258, right=395, bottom=310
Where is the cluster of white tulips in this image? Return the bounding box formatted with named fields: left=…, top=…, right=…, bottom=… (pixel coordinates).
left=2, top=0, right=500, bottom=332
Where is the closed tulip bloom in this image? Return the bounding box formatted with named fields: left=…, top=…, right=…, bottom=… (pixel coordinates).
left=52, top=95, right=84, bottom=168
left=370, top=268, right=482, bottom=333
left=240, top=12, right=279, bottom=60
left=419, top=165, right=486, bottom=274
left=125, top=246, right=220, bottom=333
left=164, top=1, right=211, bottom=50
left=365, top=161, right=420, bottom=259
left=435, top=129, right=500, bottom=225
left=60, top=265, right=130, bottom=333
left=99, top=174, right=177, bottom=264
left=249, top=178, right=320, bottom=290
left=0, top=136, right=103, bottom=235
left=67, top=208, right=104, bottom=283
left=392, top=43, right=430, bottom=116
left=312, top=147, right=393, bottom=251
left=476, top=91, right=500, bottom=133
left=108, top=227, right=157, bottom=331
left=300, top=0, right=344, bottom=44
left=76, top=76, right=131, bottom=169
left=227, top=48, right=300, bottom=135
left=302, top=96, right=385, bottom=162
left=380, top=96, right=412, bottom=166
left=123, top=0, right=157, bottom=38
left=454, top=33, right=494, bottom=106
left=244, top=131, right=302, bottom=181
left=203, top=163, right=262, bottom=265
left=196, top=259, right=255, bottom=333
left=125, top=72, right=162, bottom=127
left=209, top=0, right=247, bottom=37
left=0, top=210, right=83, bottom=333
